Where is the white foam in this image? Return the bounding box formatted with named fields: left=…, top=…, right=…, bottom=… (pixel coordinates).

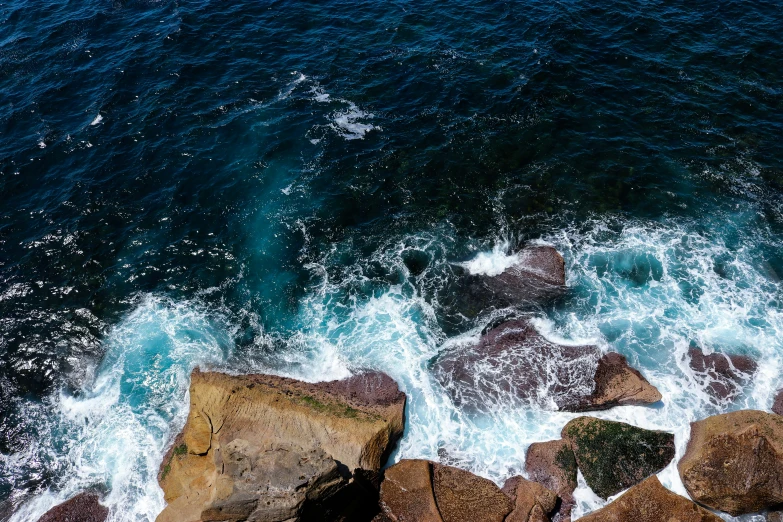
left=329, top=101, right=377, bottom=140
left=460, top=242, right=518, bottom=276
left=90, top=114, right=103, bottom=125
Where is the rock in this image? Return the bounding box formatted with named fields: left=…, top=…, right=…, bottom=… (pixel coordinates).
left=770, top=511, right=783, bottom=522
left=569, top=352, right=662, bottom=411
left=432, top=463, right=513, bottom=522
left=687, top=346, right=757, bottom=403
left=562, top=417, right=675, bottom=499
left=501, top=476, right=558, bottom=522
left=524, top=440, right=577, bottom=522
left=157, top=370, right=406, bottom=522
left=378, top=460, right=512, bottom=522
left=577, top=476, right=722, bottom=522
left=772, top=389, right=783, bottom=415
left=433, top=318, right=660, bottom=413
left=451, top=245, right=567, bottom=318
left=379, top=459, right=443, bottom=522
left=678, top=410, right=783, bottom=515
left=38, top=493, right=109, bottom=522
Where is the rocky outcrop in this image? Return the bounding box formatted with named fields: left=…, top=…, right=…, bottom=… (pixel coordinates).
left=157, top=370, right=406, bottom=522
left=501, top=476, right=558, bottom=522
left=577, top=476, right=722, bottom=522
left=678, top=410, right=783, bottom=516
left=38, top=493, right=109, bottom=522
left=562, top=417, right=675, bottom=499
left=769, top=511, right=783, bottom=522
left=378, top=459, right=513, bottom=522
left=772, top=389, right=783, bottom=415
left=433, top=318, right=660, bottom=413
left=451, top=245, right=567, bottom=318
left=524, top=440, right=577, bottom=522
left=687, top=346, right=757, bottom=403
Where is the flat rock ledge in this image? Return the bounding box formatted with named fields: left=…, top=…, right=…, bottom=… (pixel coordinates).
left=157, top=369, right=406, bottom=522
left=577, top=476, right=722, bottom=522
left=37, top=493, right=108, bottom=522
left=679, top=410, right=783, bottom=516
left=433, top=318, right=661, bottom=413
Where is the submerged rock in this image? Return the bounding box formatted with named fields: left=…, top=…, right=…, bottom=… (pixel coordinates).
left=679, top=410, right=783, bottom=516
left=687, top=346, right=757, bottom=403
left=38, top=493, right=109, bottom=522
left=501, top=476, right=558, bottom=522
left=562, top=417, right=675, bottom=499
left=451, top=245, right=567, bottom=318
left=772, top=389, right=783, bottom=415
left=157, top=370, right=405, bottom=522
left=524, top=440, right=577, bottom=522
left=378, top=459, right=512, bottom=522
left=577, top=476, right=722, bottom=522
left=432, top=318, right=660, bottom=413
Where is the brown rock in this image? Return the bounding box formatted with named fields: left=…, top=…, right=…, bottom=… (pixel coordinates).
left=769, top=511, right=783, bottom=522
left=432, top=463, right=513, bottom=522
left=157, top=370, right=406, bottom=522
left=678, top=410, right=783, bottom=515
left=578, top=476, right=722, bottom=522
left=38, top=493, right=108, bottom=522
left=568, top=352, right=662, bottom=411
left=772, top=389, right=783, bottom=416
left=688, top=346, right=757, bottom=403
left=379, top=459, right=443, bottom=522
left=433, top=319, right=660, bottom=413
left=452, top=245, right=567, bottom=318
left=502, top=476, right=557, bottom=522
left=562, top=417, right=675, bottom=499
left=524, top=440, right=577, bottom=522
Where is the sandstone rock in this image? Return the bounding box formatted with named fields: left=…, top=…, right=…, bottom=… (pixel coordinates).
left=451, top=245, right=567, bottom=318
left=577, top=476, right=722, bottom=522
left=524, top=440, right=577, bottom=522
left=562, top=417, right=675, bottom=499
left=501, top=476, right=558, bottom=522
left=687, top=346, right=757, bottom=403
left=678, top=410, right=783, bottom=515
left=432, top=463, right=513, bottom=522
left=379, top=459, right=443, bottom=522
left=157, top=370, right=406, bottom=522
left=378, top=460, right=512, bottom=522
left=433, top=319, right=659, bottom=413
left=38, top=493, right=108, bottom=522
left=769, top=511, right=783, bottom=522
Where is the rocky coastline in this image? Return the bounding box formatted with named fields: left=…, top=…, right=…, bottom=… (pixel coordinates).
left=40, top=245, right=783, bottom=522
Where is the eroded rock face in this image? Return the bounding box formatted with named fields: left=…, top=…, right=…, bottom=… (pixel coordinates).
left=577, top=476, right=722, bottom=522
left=433, top=319, right=660, bottom=413
left=451, top=245, right=567, bottom=318
left=501, top=476, right=558, bottom=522
left=157, top=370, right=406, bottom=522
left=678, top=410, right=783, bottom=516
left=378, top=460, right=512, bottom=522
left=38, top=493, right=108, bottom=522
left=562, top=417, right=675, bottom=499
left=687, top=346, right=757, bottom=403
left=524, top=440, right=577, bottom=522
left=771, top=389, right=783, bottom=415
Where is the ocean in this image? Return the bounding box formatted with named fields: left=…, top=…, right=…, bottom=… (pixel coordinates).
left=1, top=0, right=781, bottom=520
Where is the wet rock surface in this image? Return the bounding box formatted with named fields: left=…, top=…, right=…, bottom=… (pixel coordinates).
left=577, top=476, right=722, bottom=522
left=38, top=493, right=109, bottom=522
left=524, top=440, right=577, bottom=522
left=157, top=370, right=405, bottom=522
left=772, top=389, right=783, bottom=416
left=687, top=346, right=757, bottom=403
left=450, top=245, right=567, bottom=318
left=562, top=417, right=675, bottom=499
left=679, top=410, right=783, bottom=516
left=433, top=318, right=660, bottom=413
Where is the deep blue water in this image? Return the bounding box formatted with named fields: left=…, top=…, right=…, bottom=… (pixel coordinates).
left=1, top=0, right=782, bottom=520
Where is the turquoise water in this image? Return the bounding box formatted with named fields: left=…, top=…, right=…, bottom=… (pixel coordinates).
left=1, top=0, right=782, bottom=520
